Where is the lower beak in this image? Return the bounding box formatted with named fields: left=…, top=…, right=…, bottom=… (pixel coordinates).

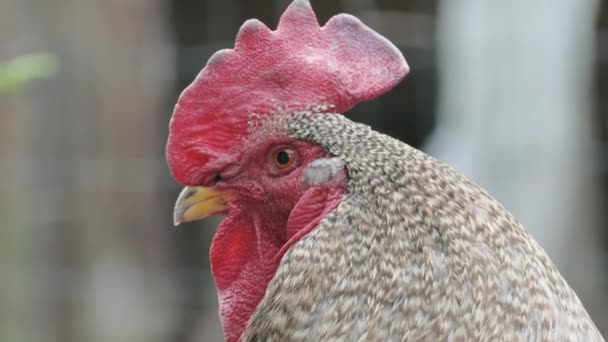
left=173, top=186, right=234, bottom=226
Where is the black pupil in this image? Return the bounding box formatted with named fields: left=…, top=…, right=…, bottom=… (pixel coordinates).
left=276, top=151, right=290, bottom=165
left=213, top=174, right=222, bottom=183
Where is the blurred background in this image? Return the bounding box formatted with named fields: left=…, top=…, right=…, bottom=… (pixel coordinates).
left=1, top=0, right=607, bottom=341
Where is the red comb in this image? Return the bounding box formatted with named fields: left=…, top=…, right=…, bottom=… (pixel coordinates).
left=167, top=0, right=409, bottom=184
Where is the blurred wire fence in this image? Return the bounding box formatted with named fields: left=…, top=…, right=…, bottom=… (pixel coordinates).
left=1, top=0, right=607, bottom=341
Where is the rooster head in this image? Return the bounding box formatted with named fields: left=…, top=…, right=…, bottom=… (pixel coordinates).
left=166, top=0, right=408, bottom=339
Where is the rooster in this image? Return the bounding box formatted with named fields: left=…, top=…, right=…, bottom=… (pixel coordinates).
left=166, top=0, right=604, bottom=341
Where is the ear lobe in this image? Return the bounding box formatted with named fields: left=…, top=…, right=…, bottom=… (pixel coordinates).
left=300, top=157, right=347, bottom=188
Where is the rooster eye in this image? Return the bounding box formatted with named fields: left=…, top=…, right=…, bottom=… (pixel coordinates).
left=202, top=173, right=223, bottom=185
left=276, top=151, right=291, bottom=166
left=267, top=146, right=298, bottom=172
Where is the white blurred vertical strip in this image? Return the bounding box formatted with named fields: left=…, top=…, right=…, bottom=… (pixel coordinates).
left=428, top=0, right=605, bottom=327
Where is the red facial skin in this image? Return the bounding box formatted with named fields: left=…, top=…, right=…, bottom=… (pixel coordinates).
left=196, top=136, right=345, bottom=341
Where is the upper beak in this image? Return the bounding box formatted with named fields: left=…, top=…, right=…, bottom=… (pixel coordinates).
left=173, top=186, right=234, bottom=226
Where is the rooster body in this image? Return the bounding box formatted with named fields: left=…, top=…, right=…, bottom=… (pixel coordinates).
left=166, top=1, right=603, bottom=340
left=244, top=113, right=602, bottom=341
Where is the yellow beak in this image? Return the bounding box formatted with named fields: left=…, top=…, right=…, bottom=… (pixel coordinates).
left=173, top=186, right=234, bottom=226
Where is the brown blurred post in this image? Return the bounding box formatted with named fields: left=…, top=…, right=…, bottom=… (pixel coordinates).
left=1, top=0, right=178, bottom=341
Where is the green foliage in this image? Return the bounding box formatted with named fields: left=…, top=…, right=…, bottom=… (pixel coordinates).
left=0, top=53, right=58, bottom=92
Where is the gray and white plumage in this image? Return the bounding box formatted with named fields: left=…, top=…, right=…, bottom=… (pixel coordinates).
left=242, top=112, right=604, bottom=341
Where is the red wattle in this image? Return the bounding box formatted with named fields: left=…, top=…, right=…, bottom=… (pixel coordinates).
left=209, top=184, right=345, bottom=342
left=210, top=211, right=267, bottom=342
